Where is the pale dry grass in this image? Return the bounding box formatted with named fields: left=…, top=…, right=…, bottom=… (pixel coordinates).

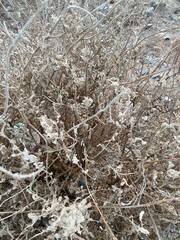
left=0, top=0, right=179, bottom=239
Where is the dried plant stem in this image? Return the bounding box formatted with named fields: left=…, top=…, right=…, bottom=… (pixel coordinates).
left=147, top=207, right=162, bottom=240
left=102, top=197, right=180, bottom=209
left=0, top=166, right=44, bottom=180
left=85, top=176, right=118, bottom=240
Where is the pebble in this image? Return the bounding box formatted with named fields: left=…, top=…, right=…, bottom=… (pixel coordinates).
left=146, top=7, right=155, bottom=17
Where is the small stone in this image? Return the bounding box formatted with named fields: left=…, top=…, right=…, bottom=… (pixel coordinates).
left=174, top=8, right=180, bottom=14
left=146, top=7, right=155, bottom=17
left=152, top=73, right=161, bottom=79
left=164, top=35, right=170, bottom=41
left=142, top=66, right=149, bottom=75
left=150, top=1, right=159, bottom=8
left=144, top=23, right=153, bottom=30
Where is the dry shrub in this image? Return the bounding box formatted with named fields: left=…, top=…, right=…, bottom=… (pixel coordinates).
left=0, top=0, right=179, bottom=239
